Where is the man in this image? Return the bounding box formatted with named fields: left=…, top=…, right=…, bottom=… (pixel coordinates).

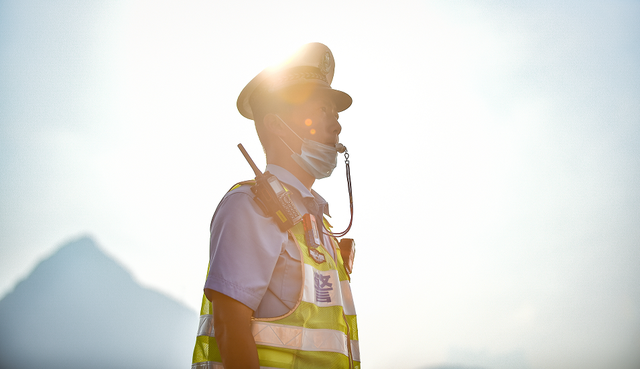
left=191, top=43, right=360, bottom=369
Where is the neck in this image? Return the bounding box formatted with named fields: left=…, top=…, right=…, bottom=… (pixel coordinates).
left=267, top=152, right=315, bottom=191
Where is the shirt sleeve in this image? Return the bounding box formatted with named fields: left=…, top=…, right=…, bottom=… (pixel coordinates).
left=204, top=187, right=287, bottom=311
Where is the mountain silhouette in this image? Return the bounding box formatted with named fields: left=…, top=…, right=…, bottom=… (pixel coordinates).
left=0, top=235, right=199, bottom=369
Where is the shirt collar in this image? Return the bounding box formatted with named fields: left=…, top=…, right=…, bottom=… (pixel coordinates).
left=266, top=164, right=331, bottom=217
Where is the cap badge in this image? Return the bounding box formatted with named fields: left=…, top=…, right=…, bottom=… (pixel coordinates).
left=319, top=51, right=332, bottom=75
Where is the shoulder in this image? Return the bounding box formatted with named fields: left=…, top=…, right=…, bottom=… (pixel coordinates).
left=210, top=180, right=273, bottom=232
left=219, top=181, right=261, bottom=211
left=213, top=181, right=260, bottom=218
left=221, top=181, right=254, bottom=203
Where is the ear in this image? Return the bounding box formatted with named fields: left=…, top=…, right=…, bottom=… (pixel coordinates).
left=263, top=113, right=287, bottom=138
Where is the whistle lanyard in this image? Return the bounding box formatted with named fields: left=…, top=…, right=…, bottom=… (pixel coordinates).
left=323, top=148, right=353, bottom=238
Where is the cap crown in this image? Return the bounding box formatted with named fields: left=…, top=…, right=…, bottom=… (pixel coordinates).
left=237, top=43, right=351, bottom=120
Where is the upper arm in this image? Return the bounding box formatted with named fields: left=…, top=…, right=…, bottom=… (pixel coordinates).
left=207, top=289, right=259, bottom=369
left=205, top=189, right=287, bottom=311
left=206, top=288, right=254, bottom=323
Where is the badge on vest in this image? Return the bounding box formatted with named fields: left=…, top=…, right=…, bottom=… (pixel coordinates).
left=309, top=247, right=326, bottom=264
left=302, top=213, right=322, bottom=249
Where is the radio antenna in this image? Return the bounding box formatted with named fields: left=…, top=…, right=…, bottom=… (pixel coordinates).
left=237, top=144, right=263, bottom=178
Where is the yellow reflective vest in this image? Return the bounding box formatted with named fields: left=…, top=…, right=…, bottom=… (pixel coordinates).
left=192, top=184, right=360, bottom=369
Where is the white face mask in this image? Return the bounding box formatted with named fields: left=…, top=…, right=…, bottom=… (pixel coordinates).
left=276, top=115, right=339, bottom=179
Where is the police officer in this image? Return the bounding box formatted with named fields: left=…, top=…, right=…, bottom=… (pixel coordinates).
left=192, top=43, right=359, bottom=369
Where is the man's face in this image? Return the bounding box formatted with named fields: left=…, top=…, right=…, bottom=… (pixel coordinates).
left=281, top=91, right=342, bottom=151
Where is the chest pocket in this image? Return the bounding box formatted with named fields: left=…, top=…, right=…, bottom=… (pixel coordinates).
left=254, top=236, right=303, bottom=319
left=278, top=236, right=303, bottom=301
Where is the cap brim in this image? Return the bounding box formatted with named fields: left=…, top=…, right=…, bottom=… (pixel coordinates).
left=322, top=87, right=353, bottom=114
left=237, top=77, right=352, bottom=120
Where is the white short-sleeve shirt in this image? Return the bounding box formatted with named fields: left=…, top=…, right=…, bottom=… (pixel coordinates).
left=204, top=164, right=333, bottom=318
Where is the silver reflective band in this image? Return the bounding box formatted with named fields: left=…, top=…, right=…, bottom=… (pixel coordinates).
left=351, top=339, right=360, bottom=362
left=192, top=362, right=281, bottom=369
left=253, top=321, right=349, bottom=356
left=340, top=280, right=357, bottom=316
left=197, top=314, right=214, bottom=337
left=197, top=315, right=351, bottom=357
left=300, top=265, right=357, bottom=315
left=192, top=362, right=223, bottom=369
left=302, top=267, right=342, bottom=307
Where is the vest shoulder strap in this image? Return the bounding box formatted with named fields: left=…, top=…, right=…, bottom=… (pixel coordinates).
left=228, top=179, right=256, bottom=192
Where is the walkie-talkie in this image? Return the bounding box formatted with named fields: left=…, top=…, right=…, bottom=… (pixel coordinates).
left=238, top=144, right=302, bottom=232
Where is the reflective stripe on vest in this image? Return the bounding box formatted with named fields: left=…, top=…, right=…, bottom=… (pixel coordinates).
left=193, top=181, right=359, bottom=368
left=192, top=362, right=282, bottom=369
left=197, top=315, right=355, bottom=358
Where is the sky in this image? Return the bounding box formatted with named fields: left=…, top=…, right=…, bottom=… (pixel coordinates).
left=1, top=1, right=639, bottom=368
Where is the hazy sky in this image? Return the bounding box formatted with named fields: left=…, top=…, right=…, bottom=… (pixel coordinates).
left=1, top=1, right=639, bottom=368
